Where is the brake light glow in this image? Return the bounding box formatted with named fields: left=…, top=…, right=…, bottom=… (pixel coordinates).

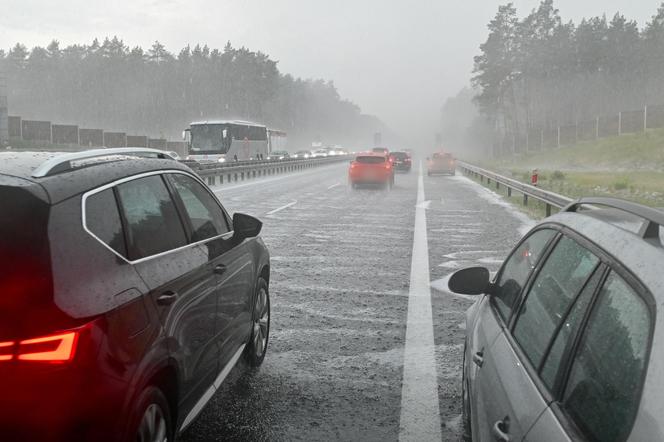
left=17, top=332, right=78, bottom=362
left=0, top=341, right=13, bottom=361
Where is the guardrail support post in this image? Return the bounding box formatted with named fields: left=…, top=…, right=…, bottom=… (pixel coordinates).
left=220, top=175, right=223, bottom=185
left=523, top=194, right=528, bottom=206
left=496, top=181, right=499, bottom=190
left=507, top=187, right=512, bottom=197
left=546, top=204, right=552, bottom=217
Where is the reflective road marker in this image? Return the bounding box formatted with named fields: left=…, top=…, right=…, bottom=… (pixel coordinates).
left=398, top=162, right=442, bottom=441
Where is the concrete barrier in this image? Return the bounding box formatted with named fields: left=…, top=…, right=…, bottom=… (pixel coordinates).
left=103, top=132, right=127, bottom=148
left=79, top=128, right=104, bottom=147
left=127, top=135, right=148, bottom=147
left=8, top=115, right=20, bottom=138
left=21, top=120, right=52, bottom=142
left=148, top=138, right=167, bottom=149
left=52, top=124, right=79, bottom=144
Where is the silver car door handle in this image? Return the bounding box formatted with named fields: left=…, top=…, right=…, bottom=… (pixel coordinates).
left=472, top=351, right=484, bottom=367
left=492, top=417, right=510, bottom=442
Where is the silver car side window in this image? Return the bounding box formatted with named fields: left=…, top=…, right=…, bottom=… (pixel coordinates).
left=512, top=236, right=599, bottom=368
left=562, top=272, right=650, bottom=442
left=539, top=267, right=603, bottom=389
left=492, top=229, right=556, bottom=320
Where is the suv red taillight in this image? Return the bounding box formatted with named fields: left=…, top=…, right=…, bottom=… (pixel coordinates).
left=0, top=330, right=81, bottom=364
left=18, top=331, right=79, bottom=362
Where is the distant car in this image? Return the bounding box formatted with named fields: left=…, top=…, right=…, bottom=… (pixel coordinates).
left=448, top=197, right=663, bottom=442
left=293, top=150, right=311, bottom=159
left=372, top=147, right=390, bottom=156
left=167, top=151, right=181, bottom=161
left=310, top=149, right=329, bottom=158
left=0, top=148, right=271, bottom=442
left=268, top=150, right=289, bottom=160
left=390, top=151, right=412, bottom=172
left=427, top=152, right=455, bottom=175
left=348, top=153, right=394, bottom=189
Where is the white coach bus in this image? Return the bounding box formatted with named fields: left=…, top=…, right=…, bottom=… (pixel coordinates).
left=184, top=120, right=287, bottom=162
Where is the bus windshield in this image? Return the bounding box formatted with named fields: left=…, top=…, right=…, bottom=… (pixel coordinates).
left=190, top=124, right=232, bottom=154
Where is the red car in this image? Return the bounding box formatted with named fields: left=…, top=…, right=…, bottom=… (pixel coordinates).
left=349, top=153, right=394, bottom=189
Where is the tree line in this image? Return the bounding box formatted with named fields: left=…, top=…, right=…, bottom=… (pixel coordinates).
left=444, top=1, right=664, bottom=156
left=0, top=38, right=390, bottom=148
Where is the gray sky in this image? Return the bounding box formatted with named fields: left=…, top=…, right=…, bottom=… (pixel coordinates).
left=0, top=0, right=658, bottom=145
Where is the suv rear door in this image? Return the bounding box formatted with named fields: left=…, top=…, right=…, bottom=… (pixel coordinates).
left=165, top=172, right=254, bottom=369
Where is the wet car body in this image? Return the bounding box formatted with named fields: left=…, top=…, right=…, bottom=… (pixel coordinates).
left=427, top=152, right=455, bottom=175
left=348, top=153, right=394, bottom=189
left=390, top=151, right=412, bottom=172
left=450, top=199, right=664, bottom=442
left=0, top=150, right=270, bottom=442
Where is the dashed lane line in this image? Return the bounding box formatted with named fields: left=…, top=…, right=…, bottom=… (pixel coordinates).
left=398, top=162, right=442, bottom=442
left=266, top=200, right=297, bottom=216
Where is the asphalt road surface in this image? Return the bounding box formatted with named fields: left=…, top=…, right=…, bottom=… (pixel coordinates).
left=179, top=159, right=532, bottom=442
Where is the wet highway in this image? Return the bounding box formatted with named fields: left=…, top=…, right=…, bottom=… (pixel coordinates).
left=179, top=159, right=531, bottom=442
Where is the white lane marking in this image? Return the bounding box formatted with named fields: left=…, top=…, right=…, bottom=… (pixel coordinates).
left=415, top=200, right=431, bottom=209
left=327, top=182, right=341, bottom=190
left=399, top=162, right=442, bottom=442
left=266, top=200, right=297, bottom=215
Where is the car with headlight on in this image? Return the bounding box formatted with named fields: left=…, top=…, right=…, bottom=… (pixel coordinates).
left=348, top=152, right=394, bottom=189
left=0, top=148, right=271, bottom=442
left=293, top=150, right=311, bottom=159
left=427, top=152, right=455, bottom=175
left=448, top=197, right=663, bottom=442
left=268, top=150, right=289, bottom=160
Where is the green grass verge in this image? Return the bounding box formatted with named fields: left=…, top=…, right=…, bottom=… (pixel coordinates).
left=479, top=128, right=664, bottom=208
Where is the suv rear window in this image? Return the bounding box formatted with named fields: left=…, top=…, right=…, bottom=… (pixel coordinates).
left=116, top=175, right=188, bottom=260
left=391, top=152, right=409, bottom=159
left=356, top=156, right=385, bottom=164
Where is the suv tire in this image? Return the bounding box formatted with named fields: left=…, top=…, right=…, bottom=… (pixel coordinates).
left=131, top=386, right=173, bottom=442
left=245, top=277, right=270, bottom=367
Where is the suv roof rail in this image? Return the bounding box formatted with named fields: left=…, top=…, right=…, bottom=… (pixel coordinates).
left=564, top=197, right=664, bottom=241
left=32, top=148, right=177, bottom=178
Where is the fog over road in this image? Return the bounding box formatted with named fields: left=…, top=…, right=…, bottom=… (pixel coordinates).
left=180, top=160, right=528, bottom=442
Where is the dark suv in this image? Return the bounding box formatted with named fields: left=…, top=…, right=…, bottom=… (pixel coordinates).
left=0, top=148, right=271, bottom=442
left=448, top=198, right=663, bottom=442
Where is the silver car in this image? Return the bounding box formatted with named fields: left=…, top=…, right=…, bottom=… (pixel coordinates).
left=448, top=197, right=664, bottom=442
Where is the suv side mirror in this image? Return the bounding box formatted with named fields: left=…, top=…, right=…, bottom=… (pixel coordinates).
left=448, top=267, right=491, bottom=295
left=233, top=213, right=262, bottom=239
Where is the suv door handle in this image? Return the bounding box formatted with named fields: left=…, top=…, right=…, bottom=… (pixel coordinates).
left=492, top=416, right=510, bottom=442
left=157, top=291, right=178, bottom=306
left=473, top=351, right=484, bottom=367
left=213, top=264, right=227, bottom=275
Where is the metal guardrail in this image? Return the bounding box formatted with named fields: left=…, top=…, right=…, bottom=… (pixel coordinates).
left=186, top=155, right=351, bottom=187
left=457, top=161, right=574, bottom=216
